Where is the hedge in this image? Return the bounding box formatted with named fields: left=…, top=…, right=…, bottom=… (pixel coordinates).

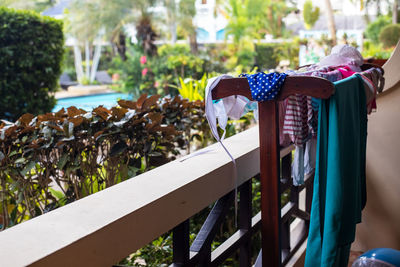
left=0, top=7, right=64, bottom=121
left=379, top=24, right=400, bottom=48
left=255, top=42, right=300, bottom=71
left=365, top=15, right=391, bottom=44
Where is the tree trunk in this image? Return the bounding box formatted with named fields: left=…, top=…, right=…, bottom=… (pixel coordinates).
left=73, top=44, right=84, bottom=82
left=393, top=0, right=399, bottom=24
left=324, top=0, right=337, bottom=46
left=90, top=43, right=102, bottom=83
left=189, top=31, right=198, bottom=54
left=165, top=0, right=177, bottom=43
left=85, top=41, right=91, bottom=80
left=117, top=32, right=127, bottom=61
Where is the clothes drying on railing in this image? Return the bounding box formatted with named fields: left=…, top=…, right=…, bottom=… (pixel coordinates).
left=284, top=65, right=346, bottom=186
left=205, top=66, right=383, bottom=188
left=204, top=44, right=385, bottom=267
left=283, top=46, right=384, bottom=186
left=305, top=74, right=368, bottom=267
left=283, top=45, right=363, bottom=186
left=205, top=46, right=383, bottom=191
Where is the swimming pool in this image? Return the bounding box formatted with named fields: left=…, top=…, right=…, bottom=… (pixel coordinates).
left=53, top=93, right=133, bottom=112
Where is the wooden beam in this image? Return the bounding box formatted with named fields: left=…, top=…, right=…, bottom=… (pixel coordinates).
left=259, top=100, right=281, bottom=266
left=212, top=76, right=334, bottom=101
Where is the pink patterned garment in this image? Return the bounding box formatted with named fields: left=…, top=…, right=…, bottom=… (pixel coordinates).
left=282, top=94, right=313, bottom=145
left=282, top=68, right=343, bottom=146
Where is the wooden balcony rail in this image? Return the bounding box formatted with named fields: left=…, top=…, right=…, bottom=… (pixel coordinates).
left=0, top=74, right=338, bottom=267
left=0, top=125, right=313, bottom=267
left=0, top=127, right=259, bottom=267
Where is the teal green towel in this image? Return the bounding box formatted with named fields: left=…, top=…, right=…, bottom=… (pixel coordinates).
left=305, top=75, right=367, bottom=267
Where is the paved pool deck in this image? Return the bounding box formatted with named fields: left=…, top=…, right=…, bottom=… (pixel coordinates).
left=54, top=85, right=114, bottom=99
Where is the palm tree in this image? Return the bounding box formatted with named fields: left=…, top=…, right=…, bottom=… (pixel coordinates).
left=65, top=1, right=103, bottom=83
left=0, top=0, right=55, bottom=11
left=65, top=0, right=160, bottom=82
left=225, top=0, right=292, bottom=41
left=164, top=0, right=178, bottom=43
left=178, top=0, right=198, bottom=54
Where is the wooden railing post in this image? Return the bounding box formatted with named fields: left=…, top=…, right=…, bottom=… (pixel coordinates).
left=239, top=179, right=252, bottom=267
left=172, top=219, right=190, bottom=266
left=259, top=100, right=281, bottom=267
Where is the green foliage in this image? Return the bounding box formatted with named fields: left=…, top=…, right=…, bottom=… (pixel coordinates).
left=225, top=0, right=292, bottom=41
left=223, top=0, right=293, bottom=71
left=157, top=44, right=204, bottom=79
left=0, top=7, right=64, bottom=121
left=200, top=44, right=229, bottom=74
left=255, top=41, right=300, bottom=70
left=379, top=24, right=400, bottom=48
left=365, top=15, right=391, bottom=44
left=0, top=95, right=210, bottom=229
left=111, top=43, right=213, bottom=98
left=278, top=41, right=300, bottom=69
left=259, top=0, right=294, bottom=38
left=225, top=37, right=256, bottom=71
left=65, top=0, right=156, bottom=42
left=121, top=234, right=173, bottom=266
left=176, top=74, right=207, bottom=102
left=111, top=44, right=153, bottom=97
left=362, top=40, right=393, bottom=59
left=303, top=0, right=320, bottom=30
left=255, top=44, right=279, bottom=70
left=177, top=0, right=197, bottom=37
left=65, top=1, right=102, bottom=43
left=224, top=0, right=257, bottom=44
left=0, top=0, right=55, bottom=12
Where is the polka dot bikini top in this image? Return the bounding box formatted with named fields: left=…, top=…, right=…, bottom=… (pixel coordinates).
left=240, top=72, right=288, bottom=102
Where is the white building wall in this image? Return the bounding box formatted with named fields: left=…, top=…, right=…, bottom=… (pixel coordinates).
left=194, top=0, right=228, bottom=43
left=295, top=0, right=389, bottom=16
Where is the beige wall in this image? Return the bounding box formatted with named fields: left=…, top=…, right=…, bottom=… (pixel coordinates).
left=352, top=82, right=400, bottom=252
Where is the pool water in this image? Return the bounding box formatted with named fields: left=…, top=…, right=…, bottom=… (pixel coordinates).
left=53, top=93, right=132, bottom=112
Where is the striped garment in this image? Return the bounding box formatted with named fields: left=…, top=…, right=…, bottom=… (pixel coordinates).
left=282, top=94, right=314, bottom=145
left=282, top=68, right=343, bottom=146
left=283, top=67, right=343, bottom=186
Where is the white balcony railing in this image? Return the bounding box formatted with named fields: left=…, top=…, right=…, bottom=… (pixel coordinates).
left=0, top=127, right=263, bottom=267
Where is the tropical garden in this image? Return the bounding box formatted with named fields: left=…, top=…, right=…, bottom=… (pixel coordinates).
left=1, top=0, right=399, bottom=265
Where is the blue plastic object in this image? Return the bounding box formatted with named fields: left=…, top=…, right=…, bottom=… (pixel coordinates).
left=352, top=248, right=400, bottom=267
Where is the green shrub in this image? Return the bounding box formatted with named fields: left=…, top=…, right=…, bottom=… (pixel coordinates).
left=255, top=41, right=299, bottom=71
left=379, top=24, right=400, bottom=48
left=362, top=40, right=393, bottom=59
left=278, top=41, right=300, bottom=68
left=111, top=43, right=209, bottom=98
left=175, top=74, right=207, bottom=102
left=365, top=15, right=391, bottom=44
left=0, top=7, right=64, bottom=121
left=0, top=95, right=209, bottom=229
left=255, top=43, right=280, bottom=70
left=200, top=44, right=229, bottom=74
